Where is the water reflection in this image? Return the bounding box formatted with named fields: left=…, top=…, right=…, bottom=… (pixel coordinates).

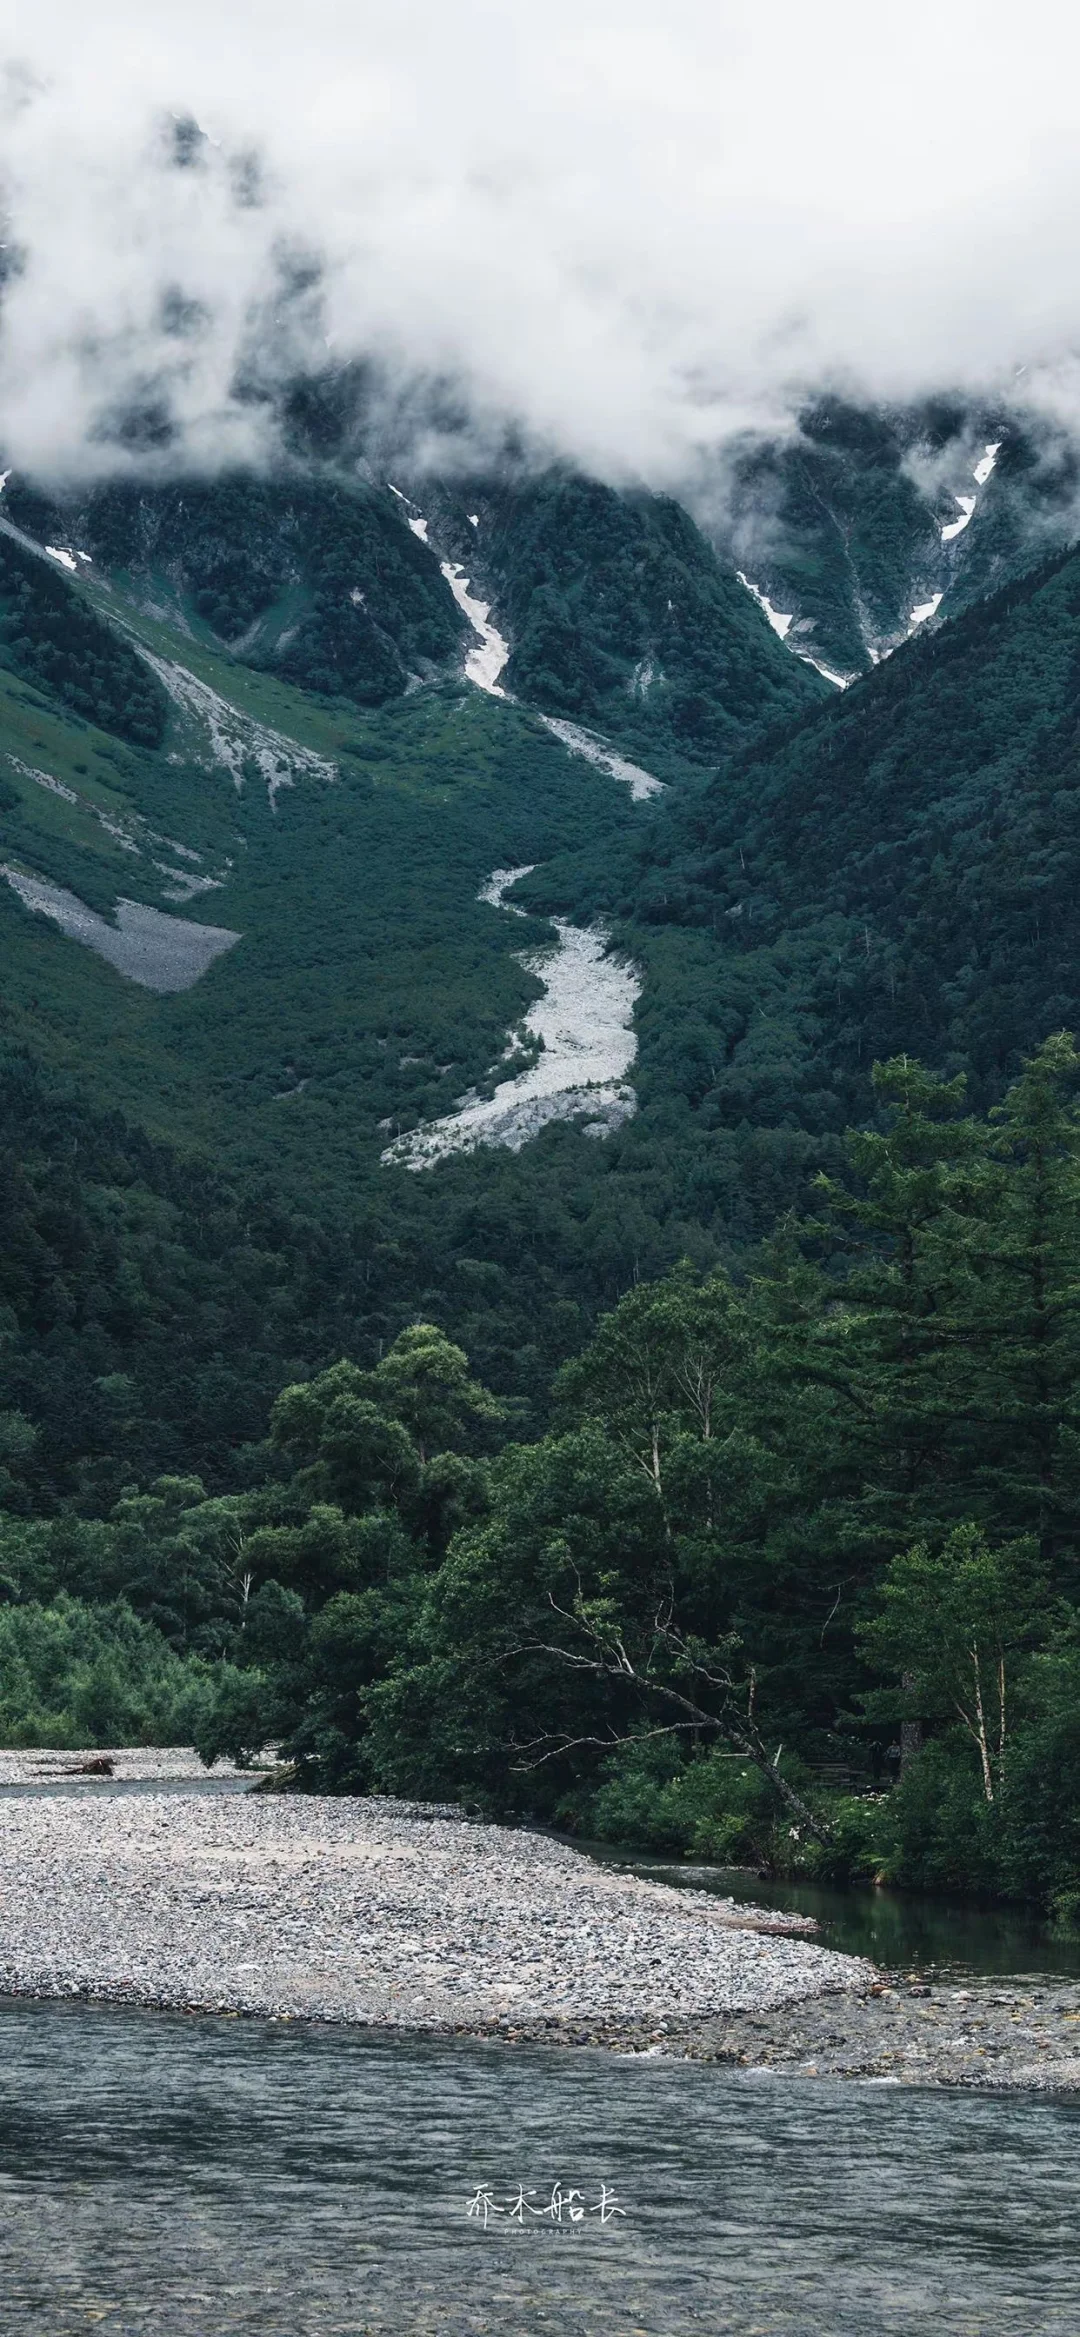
left=577, top=1843, right=1080, bottom=1978
left=0, top=2000, right=1077, bottom=2334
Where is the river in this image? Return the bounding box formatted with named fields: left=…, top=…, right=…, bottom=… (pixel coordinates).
left=1, top=1998, right=1078, bottom=2335
left=578, top=1845, right=1080, bottom=1979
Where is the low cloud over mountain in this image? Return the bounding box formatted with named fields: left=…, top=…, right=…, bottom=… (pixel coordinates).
left=5, top=0, right=1080, bottom=483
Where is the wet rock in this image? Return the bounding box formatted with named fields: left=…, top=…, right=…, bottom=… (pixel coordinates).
left=670, top=1978, right=1080, bottom=2088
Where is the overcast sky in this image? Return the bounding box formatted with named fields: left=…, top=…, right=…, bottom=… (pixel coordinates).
left=2, top=0, right=1079, bottom=482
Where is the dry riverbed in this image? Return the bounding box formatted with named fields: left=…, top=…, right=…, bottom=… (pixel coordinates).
left=1, top=1755, right=1078, bottom=2086
left=0, top=1766, right=857, bottom=2035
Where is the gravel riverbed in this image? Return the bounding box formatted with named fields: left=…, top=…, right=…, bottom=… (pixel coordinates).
left=2, top=1755, right=1078, bottom=2085
left=0, top=1746, right=247, bottom=1785
left=0, top=1766, right=861, bottom=2035
left=672, top=1977, right=1080, bottom=2090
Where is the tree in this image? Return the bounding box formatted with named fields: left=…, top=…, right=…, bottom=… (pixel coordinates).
left=194, top=1330, right=500, bottom=1783
left=977, top=1033, right=1080, bottom=1575
left=859, top=1524, right=1048, bottom=1803
left=508, top=1583, right=832, bottom=1840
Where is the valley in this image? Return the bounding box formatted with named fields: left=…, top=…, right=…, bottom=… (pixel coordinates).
left=6, top=19, right=1080, bottom=2333
left=4, top=414, right=1080, bottom=1946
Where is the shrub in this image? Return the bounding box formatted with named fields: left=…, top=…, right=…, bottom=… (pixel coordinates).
left=0, top=1595, right=216, bottom=1746
left=583, top=1736, right=777, bottom=1864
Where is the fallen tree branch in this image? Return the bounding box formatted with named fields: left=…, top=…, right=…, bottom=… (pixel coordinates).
left=508, top=1600, right=833, bottom=1844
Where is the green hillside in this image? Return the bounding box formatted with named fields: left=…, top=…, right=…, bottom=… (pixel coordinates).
left=424, top=467, right=830, bottom=760
left=9, top=503, right=1080, bottom=1491
left=620, top=541, right=1080, bottom=1117
left=0, top=516, right=702, bottom=1480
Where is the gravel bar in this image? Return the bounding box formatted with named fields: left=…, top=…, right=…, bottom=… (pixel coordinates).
left=0, top=1747, right=248, bottom=1785
left=672, top=1977, right=1080, bottom=2090
left=0, top=1780, right=866, bottom=2036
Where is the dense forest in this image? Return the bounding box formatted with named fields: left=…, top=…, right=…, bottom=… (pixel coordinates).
left=5, top=1042, right=1080, bottom=1922
left=3, top=448, right=1080, bottom=1925
left=0, top=531, right=167, bottom=746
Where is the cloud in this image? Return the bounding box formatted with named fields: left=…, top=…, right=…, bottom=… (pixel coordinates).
left=4, top=0, right=1080, bottom=485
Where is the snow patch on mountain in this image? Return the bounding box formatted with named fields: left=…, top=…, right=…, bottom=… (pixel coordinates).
left=447, top=564, right=510, bottom=692
left=736, top=571, right=852, bottom=688
left=736, top=571, right=794, bottom=640
left=396, top=494, right=510, bottom=694
left=799, top=652, right=851, bottom=690
left=539, top=716, right=665, bottom=800
left=382, top=868, right=639, bottom=1169
left=414, top=530, right=508, bottom=692
left=941, top=494, right=977, bottom=543
left=2, top=866, right=240, bottom=991
left=909, top=591, right=943, bottom=629
left=940, top=442, right=1002, bottom=542
left=973, top=442, right=1001, bottom=487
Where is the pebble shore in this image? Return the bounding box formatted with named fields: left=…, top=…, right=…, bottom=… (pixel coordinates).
left=3, top=1753, right=1078, bottom=2085
left=0, top=1746, right=247, bottom=1784
left=0, top=1758, right=862, bottom=2034
left=672, top=1976, right=1080, bottom=2090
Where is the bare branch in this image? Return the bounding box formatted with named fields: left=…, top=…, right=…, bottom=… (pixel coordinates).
left=510, top=1720, right=702, bottom=1770
left=508, top=1608, right=832, bottom=1843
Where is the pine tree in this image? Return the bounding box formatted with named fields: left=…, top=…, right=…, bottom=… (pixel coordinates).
left=966, top=1032, right=1080, bottom=1583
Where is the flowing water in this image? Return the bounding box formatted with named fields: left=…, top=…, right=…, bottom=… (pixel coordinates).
left=0, top=1999, right=1077, bottom=2335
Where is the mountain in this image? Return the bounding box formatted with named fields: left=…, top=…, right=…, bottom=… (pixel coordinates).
left=612, top=537, right=1080, bottom=1126
left=2, top=471, right=468, bottom=708
left=1, top=458, right=820, bottom=1484
left=411, top=465, right=829, bottom=761
left=697, top=394, right=1080, bottom=681
left=4, top=425, right=1080, bottom=1500
left=3, top=459, right=825, bottom=770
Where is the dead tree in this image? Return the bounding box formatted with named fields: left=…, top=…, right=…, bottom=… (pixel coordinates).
left=510, top=1592, right=833, bottom=1846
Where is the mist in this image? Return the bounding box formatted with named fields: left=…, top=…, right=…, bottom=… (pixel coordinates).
left=4, top=0, right=1080, bottom=486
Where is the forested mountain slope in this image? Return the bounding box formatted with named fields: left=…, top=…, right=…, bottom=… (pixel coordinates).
left=0, top=489, right=730, bottom=1480
left=6, top=450, right=1080, bottom=1509
left=615, top=541, right=1080, bottom=1125
left=417, top=467, right=829, bottom=761
left=3, top=458, right=825, bottom=775
left=3, top=471, right=468, bottom=710
left=704, top=395, right=1079, bottom=680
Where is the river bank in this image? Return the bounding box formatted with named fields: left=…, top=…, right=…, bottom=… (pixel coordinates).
left=665, top=1976, right=1080, bottom=2088
left=0, top=1780, right=858, bottom=2036
left=1, top=1762, right=1078, bottom=2086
